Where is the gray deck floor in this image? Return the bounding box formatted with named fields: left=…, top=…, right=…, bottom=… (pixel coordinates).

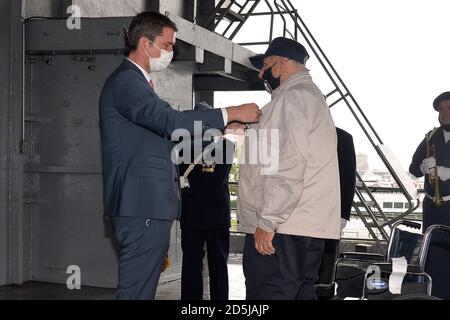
left=0, top=254, right=246, bottom=300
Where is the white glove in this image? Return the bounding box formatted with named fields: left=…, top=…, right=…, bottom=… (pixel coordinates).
left=341, top=218, right=348, bottom=231
left=420, top=157, right=436, bottom=175
left=437, top=166, right=450, bottom=182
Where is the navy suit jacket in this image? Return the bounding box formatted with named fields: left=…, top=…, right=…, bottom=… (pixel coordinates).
left=99, top=59, right=225, bottom=220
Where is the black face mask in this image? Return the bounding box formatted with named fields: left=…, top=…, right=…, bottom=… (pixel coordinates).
left=262, top=63, right=281, bottom=94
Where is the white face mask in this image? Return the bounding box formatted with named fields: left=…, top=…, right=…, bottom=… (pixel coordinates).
left=144, top=39, right=174, bottom=72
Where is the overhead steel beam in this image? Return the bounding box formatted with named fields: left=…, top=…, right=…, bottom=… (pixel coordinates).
left=25, top=13, right=261, bottom=92
left=165, top=11, right=258, bottom=71
left=25, top=14, right=258, bottom=71
left=194, top=72, right=264, bottom=91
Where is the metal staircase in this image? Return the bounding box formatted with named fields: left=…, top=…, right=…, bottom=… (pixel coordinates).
left=206, top=0, right=421, bottom=248
left=354, top=173, right=391, bottom=250
left=203, top=0, right=262, bottom=40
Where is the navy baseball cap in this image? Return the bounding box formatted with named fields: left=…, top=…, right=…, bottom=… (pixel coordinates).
left=249, top=37, right=310, bottom=70
left=433, top=92, right=450, bottom=111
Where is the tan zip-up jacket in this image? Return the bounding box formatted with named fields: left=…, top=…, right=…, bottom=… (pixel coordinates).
left=237, top=70, right=341, bottom=240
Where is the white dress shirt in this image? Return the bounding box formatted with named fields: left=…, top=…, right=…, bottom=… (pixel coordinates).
left=126, top=58, right=228, bottom=125
left=444, top=130, right=450, bottom=144
left=127, top=58, right=152, bottom=83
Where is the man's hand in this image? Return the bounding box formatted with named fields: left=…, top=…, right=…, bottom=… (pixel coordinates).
left=254, top=227, right=275, bottom=255
left=225, top=122, right=247, bottom=135
left=161, top=254, right=170, bottom=273
left=420, top=157, right=436, bottom=175
left=226, top=103, right=261, bottom=124
left=437, top=166, right=450, bottom=181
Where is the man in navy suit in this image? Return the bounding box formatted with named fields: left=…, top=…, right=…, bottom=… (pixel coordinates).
left=99, top=11, right=261, bottom=300
left=179, top=103, right=236, bottom=300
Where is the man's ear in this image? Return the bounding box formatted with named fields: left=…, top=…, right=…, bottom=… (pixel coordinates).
left=279, top=57, right=288, bottom=73
left=283, top=57, right=292, bottom=67
left=137, top=37, right=148, bottom=51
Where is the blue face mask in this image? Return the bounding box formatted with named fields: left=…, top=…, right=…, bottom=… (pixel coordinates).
left=262, top=62, right=281, bottom=94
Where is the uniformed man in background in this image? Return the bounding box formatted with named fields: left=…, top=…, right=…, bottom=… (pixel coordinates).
left=316, top=127, right=356, bottom=299
left=178, top=103, right=236, bottom=300
left=409, top=91, right=450, bottom=299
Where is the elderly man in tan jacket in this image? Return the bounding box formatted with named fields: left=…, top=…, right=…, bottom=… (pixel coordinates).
left=237, top=37, right=341, bottom=300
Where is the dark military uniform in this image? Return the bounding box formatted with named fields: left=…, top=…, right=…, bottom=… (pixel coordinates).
left=410, top=127, right=450, bottom=299
left=316, top=128, right=356, bottom=299
left=179, top=139, right=235, bottom=300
